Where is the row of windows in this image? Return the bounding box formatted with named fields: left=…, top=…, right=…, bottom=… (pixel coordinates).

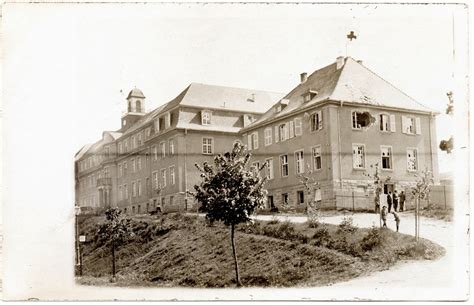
left=267, top=188, right=322, bottom=208
left=78, top=168, right=109, bottom=190
left=151, top=139, right=176, bottom=160
left=352, top=111, right=422, bottom=135
left=352, top=144, right=418, bottom=171
left=118, top=166, right=177, bottom=201
left=248, top=111, right=322, bottom=150
left=80, top=195, right=97, bottom=207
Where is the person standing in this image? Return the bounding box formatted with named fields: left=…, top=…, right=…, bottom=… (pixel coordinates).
left=381, top=206, right=388, bottom=228
left=399, top=191, right=406, bottom=212
left=387, top=192, right=393, bottom=213
left=392, top=211, right=400, bottom=232
left=393, top=190, right=399, bottom=212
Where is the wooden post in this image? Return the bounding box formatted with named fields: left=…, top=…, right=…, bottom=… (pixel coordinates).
left=352, top=191, right=355, bottom=212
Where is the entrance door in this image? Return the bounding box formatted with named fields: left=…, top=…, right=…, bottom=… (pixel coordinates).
left=384, top=183, right=394, bottom=194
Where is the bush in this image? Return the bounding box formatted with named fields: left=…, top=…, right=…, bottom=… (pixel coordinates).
left=311, top=226, right=332, bottom=247
left=268, top=216, right=280, bottom=225
left=337, top=217, right=358, bottom=234
left=361, top=226, right=382, bottom=251
left=306, top=219, right=320, bottom=229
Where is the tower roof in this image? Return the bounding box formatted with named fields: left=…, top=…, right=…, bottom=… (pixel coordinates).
left=127, top=88, right=145, bottom=99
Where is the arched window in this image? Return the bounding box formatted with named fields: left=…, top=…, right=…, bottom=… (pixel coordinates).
left=128, top=101, right=132, bottom=112
left=136, top=100, right=142, bottom=112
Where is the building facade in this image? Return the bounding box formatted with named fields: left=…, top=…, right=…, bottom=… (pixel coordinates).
left=74, top=83, right=283, bottom=213
left=241, top=57, right=439, bottom=210
left=75, top=56, right=440, bottom=213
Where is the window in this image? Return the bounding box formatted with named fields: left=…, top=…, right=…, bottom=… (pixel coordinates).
left=137, top=180, right=142, bottom=196
left=118, top=186, right=122, bottom=201
left=161, top=169, right=167, bottom=187
left=154, top=118, right=160, bottom=133
left=289, top=121, right=295, bottom=138
left=312, top=146, right=322, bottom=170
left=146, top=128, right=151, bottom=137
left=282, top=193, right=289, bottom=205
left=124, top=184, right=128, bottom=199
left=164, top=112, right=171, bottom=129
left=380, top=114, right=389, bottom=131
left=132, top=182, right=136, bottom=197
left=352, top=144, right=366, bottom=169
left=265, top=158, right=274, bottom=180
left=381, top=146, right=392, bottom=170
left=297, top=191, right=305, bottom=205
left=294, top=117, right=302, bottom=136
left=131, top=136, right=135, bottom=149
left=169, top=139, right=175, bottom=156
left=251, top=161, right=260, bottom=174
left=310, top=111, right=323, bottom=131
left=152, top=145, right=158, bottom=160
left=170, top=196, right=174, bottom=205
left=137, top=157, right=142, bottom=171
left=118, top=164, right=123, bottom=177
left=264, top=128, right=272, bottom=146
left=123, top=162, right=127, bottom=176
left=402, top=116, right=421, bottom=135
left=161, top=197, right=165, bottom=206
left=274, top=126, right=279, bottom=143
left=152, top=171, right=159, bottom=189
left=352, top=111, right=373, bottom=129
left=104, top=146, right=110, bottom=158
left=295, top=150, right=304, bottom=174
left=202, top=137, right=213, bottom=154
left=170, top=166, right=175, bottom=185
left=280, top=155, right=289, bottom=177
left=124, top=139, right=128, bottom=152
left=407, top=148, right=418, bottom=171
left=131, top=158, right=136, bottom=172
left=201, top=110, right=212, bottom=125
left=314, top=189, right=322, bottom=202
left=279, top=123, right=288, bottom=141
left=160, top=142, right=166, bottom=158
left=138, top=132, right=142, bottom=146
left=252, top=132, right=259, bottom=150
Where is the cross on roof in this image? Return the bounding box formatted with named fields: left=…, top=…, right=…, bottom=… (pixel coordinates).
left=347, top=31, right=357, bottom=41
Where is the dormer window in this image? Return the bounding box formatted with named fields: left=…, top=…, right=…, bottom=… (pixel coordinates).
left=201, top=110, right=212, bottom=125
left=275, top=105, right=282, bottom=113
left=303, top=90, right=318, bottom=103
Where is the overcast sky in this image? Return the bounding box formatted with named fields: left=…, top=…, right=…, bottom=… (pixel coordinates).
left=3, top=3, right=468, bottom=173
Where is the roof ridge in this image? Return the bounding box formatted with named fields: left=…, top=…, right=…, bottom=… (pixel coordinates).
left=190, top=81, right=284, bottom=95
left=348, top=58, right=434, bottom=112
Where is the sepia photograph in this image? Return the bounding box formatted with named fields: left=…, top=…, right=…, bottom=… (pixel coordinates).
left=1, top=1, right=470, bottom=301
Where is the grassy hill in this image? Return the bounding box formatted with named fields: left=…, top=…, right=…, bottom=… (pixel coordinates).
left=76, top=213, right=444, bottom=288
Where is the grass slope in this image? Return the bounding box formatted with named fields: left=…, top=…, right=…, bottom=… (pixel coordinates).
left=77, top=214, right=444, bottom=288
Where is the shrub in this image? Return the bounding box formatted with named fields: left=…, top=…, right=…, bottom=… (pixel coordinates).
left=306, top=219, right=320, bottom=229
left=337, top=217, right=358, bottom=234
left=268, top=216, right=280, bottom=225
left=311, top=226, right=332, bottom=247
left=361, top=226, right=382, bottom=251
left=277, top=221, right=296, bottom=239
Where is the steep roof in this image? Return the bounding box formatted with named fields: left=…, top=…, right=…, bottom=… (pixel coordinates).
left=120, top=83, right=284, bottom=137
left=244, top=57, right=435, bottom=131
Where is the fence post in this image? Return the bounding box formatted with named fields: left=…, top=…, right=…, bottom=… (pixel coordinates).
left=352, top=191, right=355, bottom=211
left=444, top=185, right=447, bottom=210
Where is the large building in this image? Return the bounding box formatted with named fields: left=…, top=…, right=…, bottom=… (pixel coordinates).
left=75, top=56, right=440, bottom=213
left=241, top=56, right=439, bottom=210
left=74, top=83, right=284, bottom=213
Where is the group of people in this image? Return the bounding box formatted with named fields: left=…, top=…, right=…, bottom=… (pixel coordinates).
left=380, top=190, right=406, bottom=232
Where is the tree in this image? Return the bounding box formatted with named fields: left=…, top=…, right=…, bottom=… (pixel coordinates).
left=97, top=207, right=134, bottom=280
left=439, top=136, right=454, bottom=154
left=412, top=169, right=434, bottom=241
left=193, top=141, right=267, bottom=287
left=297, top=164, right=321, bottom=226
left=365, top=163, right=391, bottom=227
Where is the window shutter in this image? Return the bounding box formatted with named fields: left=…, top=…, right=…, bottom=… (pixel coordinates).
left=294, top=117, right=302, bottom=136
left=155, top=118, right=160, bottom=133
left=274, top=126, right=279, bottom=143
left=317, top=111, right=323, bottom=129
left=401, top=116, right=407, bottom=134
left=247, top=134, right=252, bottom=150
left=284, top=123, right=289, bottom=140
left=289, top=121, right=295, bottom=138
left=415, top=117, right=421, bottom=134
left=390, top=114, right=396, bottom=132
left=254, top=132, right=259, bottom=149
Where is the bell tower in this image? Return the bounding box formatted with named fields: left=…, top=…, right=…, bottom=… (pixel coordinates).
left=120, top=88, right=146, bottom=132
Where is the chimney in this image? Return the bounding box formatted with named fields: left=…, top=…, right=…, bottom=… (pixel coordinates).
left=336, top=56, right=345, bottom=69
left=300, top=72, right=308, bottom=83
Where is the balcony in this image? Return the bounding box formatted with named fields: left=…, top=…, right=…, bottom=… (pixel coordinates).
left=97, top=178, right=112, bottom=187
